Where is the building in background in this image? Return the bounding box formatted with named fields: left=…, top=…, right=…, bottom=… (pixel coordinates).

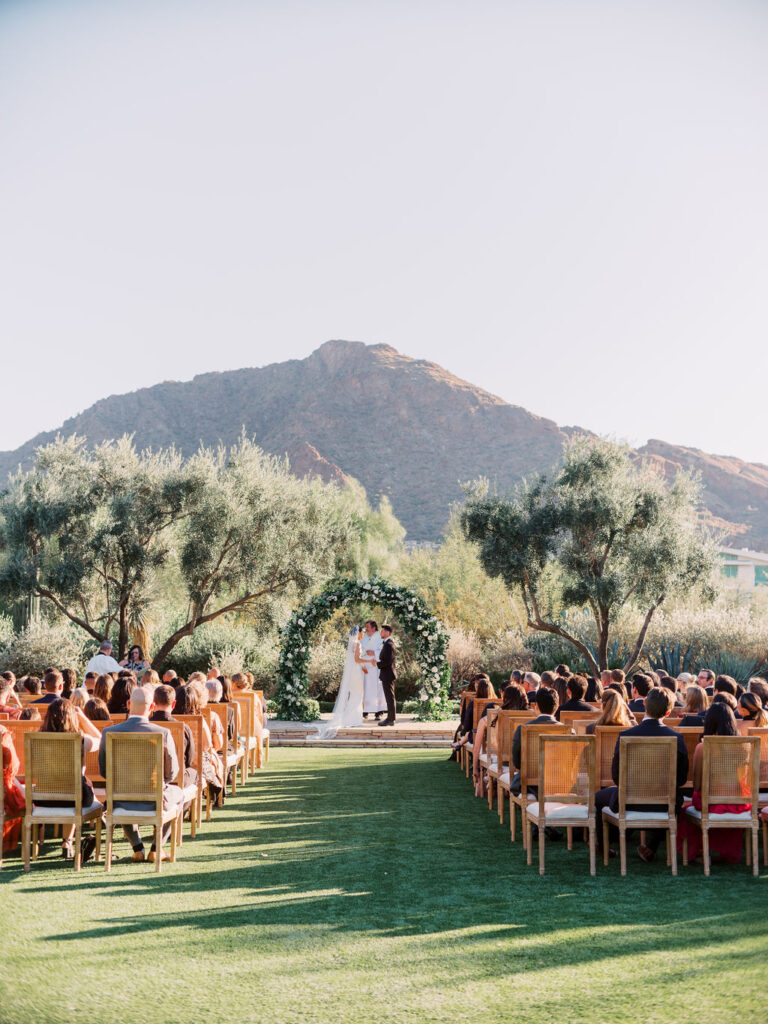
left=718, top=547, right=768, bottom=590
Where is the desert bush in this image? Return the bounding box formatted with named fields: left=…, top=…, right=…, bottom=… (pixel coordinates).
left=645, top=605, right=768, bottom=673
left=165, top=619, right=279, bottom=686
left=308, top=638, right=348, bottom=700
left=0, top=620, right=86, bottom=676
left=482, top=630, right=531, bottom=677
left=446, top=627, right=483, bottom=685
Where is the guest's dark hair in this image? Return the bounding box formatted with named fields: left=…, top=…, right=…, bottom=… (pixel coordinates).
left=127, top=645, right=145, bottom=662
left=738, top=692, right=768, bottom=727
left=501, top=683, right=528, bottom=711
left=42, top=698, right=78, bottom=734
left=660, top=675, right=678, bottom=694
left=19, top=707, right=41, bottom=721
left=535, top=687, right=558, bottom=716
left=567, top=675, right=587, bottom=700
left=510, top=670, right=523, bottom=684
left=365, top=620, right=378, bottom=631
left=43, top=670, right=63, bottom=693
left=610, top=669, right=626, bottom=684
left=554, top=664, right=570, bottom=678
left=714, top=675, right=737, bottom=697
left=713, top=692, right=738, bottom=713
left=476, top=679, right=497, bottom=700
left=84, top=698, right=110, bottom=722
left=703, top=703, right=738, bottom=736
left=632, top=674, right=651, bottom=697
left=584, top=676, right=603, bottom=702
left=108, top=677, right=135, bottom=715
left=645, top=687, right=673, bottom=719
left=154, top=685, right=175, bottom=708
left=748, top=679, right=768, bottom=707
left=218, top=676, right=234, bottom=702
left=24, top=676, right=42, bottom=694
left=175, top=684, right=200, bottom=716
left=93, top=674, right=113, bottom=703
left=61, top=668, right=76, bottom=699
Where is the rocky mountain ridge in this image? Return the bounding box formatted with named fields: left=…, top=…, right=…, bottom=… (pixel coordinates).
left=1, top=340, right=766, bottom=547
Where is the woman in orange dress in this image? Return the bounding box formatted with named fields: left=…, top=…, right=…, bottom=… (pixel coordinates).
left=1, top=724, right=25, bottom=853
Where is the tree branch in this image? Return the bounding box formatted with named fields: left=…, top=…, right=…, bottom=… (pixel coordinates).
left=622, top=597, right=664, bottom=675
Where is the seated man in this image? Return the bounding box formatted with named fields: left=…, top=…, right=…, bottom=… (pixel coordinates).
left=556, top=674, right=593, bottom=719
left=628, top=673, right=651, bottom=714
left=510, top=686, right=559, bottom=796
left=150, top=684, right=198, bottom=791
left=98, top=686, right=182, bottom=864
left=596, top=687, right=688, bottom=862
left=697, top=668, right=715, bottom=697
left=33, top=669, right=64, bottom=705
left=522, top=672, right=541, bottom=706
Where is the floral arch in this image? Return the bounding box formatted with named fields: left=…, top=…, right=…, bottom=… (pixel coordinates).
left=276, top=577, right=451, bottom=722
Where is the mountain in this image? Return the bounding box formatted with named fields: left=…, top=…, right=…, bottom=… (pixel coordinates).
left=1, top=340, right=767, bottom=547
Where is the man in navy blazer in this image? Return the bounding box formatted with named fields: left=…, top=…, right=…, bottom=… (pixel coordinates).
left=596, top=687, right=688, bottom=862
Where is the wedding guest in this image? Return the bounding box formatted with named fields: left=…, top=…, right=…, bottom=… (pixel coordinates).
left=554, top=665, right=570, bottom=679
left=23, top=676, right=42, bottom=695
left=660, top=674, right=685, bottom=707
left=522, top=673, right=541, bottom=704
left=140, top=670, right=161, bottom=690
left=545, top=671, right=569, bottom=709
left=586, top=690, right=635, bottom=734
left=19, top=707, right=41, bottom=721
left=150, top=685, right=198, bottom=790
left=1, top=724, right=24, bottom=855
left=677, top=672, right=696, bottom=693
left=677, top=703, right=751, bottom=864
left=454, top=678, right=497, bottom=748
left=510, top=686, right=560, bottom=790
left=84, top=671, right=99, bottom=693
left=175, top=683, right=224, bottom=807
left=676, top=685, right=708, bottom=728
left=610, top=669, right=630, bottom=702
left=697, top=669, right=715, bottom=696
left=584, top=676, right=603, bottom=702
left=162, top=670, right=178, bottom=687
left=502, top=683, right=529, bottom=711
left=0, top=677, right=23, bottom=720
left=748, top=678, right=768, bottom=707
left=38, top=698, right=102, bottom=859
left=61, top=669, right=77, bottom=700
left=70, top=688, right=88, bottom=710
left=1, top=672, right=16, bottom=690
left=84, top=698, right=110, bottom=722
left=231, top=672, right=252, bottom=692
left=736, top=692, right=768, bottom=734
left=714, top=675, right=738, bottom=700
left=107, top=677, right=135, bottom=716
left=83, top=639, right=121, bottom=680
left=713, top=692, right=738, bottom=715
left=93, top=674, right=113, bottom=704
left=628, top=674, right=651, bottom=714
left=600, top=670, right=612, bottom=694
left=99, top=686, right=182, bottom=863
left=556, top=675, right=594, bottom=720
left=596, top=687, right=688, bottom=863
left=33, top=670, right=65, bottom=705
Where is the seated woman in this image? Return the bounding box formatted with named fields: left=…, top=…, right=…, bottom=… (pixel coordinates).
left=1, top=724, right=25, bottom=856
left=107, top=677, right=135, bottom=716
left=175, top=683, right=225, bottom=807
left=677, top=703, right=751, bottom=864
left=70, top=687, right=88, bottom=711
left=37, top=698, right=102, bottom=859
left=472, top=683, right=528, bottom=796
left=19, top=707, right=41, bottom=721
left=84, top=698, right=111, bottom=722
left=93, top=673, right=113, bottom=705
left=453, top=678, right=497, bottom=751
left=736, top=692, right=768, bottom=734
left=676, top=684, right=708, bottom=728
left=585, top=689, right=635, bottom=734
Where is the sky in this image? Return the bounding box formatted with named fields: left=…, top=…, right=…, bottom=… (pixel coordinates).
left=1, top=0, right=766, bottom=461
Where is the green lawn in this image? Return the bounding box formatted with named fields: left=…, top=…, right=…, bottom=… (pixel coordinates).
left=2, top=747, right=768, bottom=1024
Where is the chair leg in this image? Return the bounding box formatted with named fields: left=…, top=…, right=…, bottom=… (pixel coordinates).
left=264, top=735, right=270, bottom=764
left=752, top=826, right=759, bottom=878
left=95, top=819, right=102, bottom=863
left=488, top=777, right=494, bottom=811
left=682, top=836, right=688, bottom=866
left=190, top=799, right=197, bottom=839
left=23, top=821, right=31, bottom=872
left=105, top=824, right=113, bottom=873
left=619, top=826, right=627, bottom=877
left=702, top=825, right=710, bottom=876
left=566, top=826, right=573, bottom=851
left=602, top=820, right=609, bottom=867
left=499, top=789, right=505, bottom=824
left=230, top=762, right=237, bottom=797
left=665, top=831, right=671, bottom=867
left=669, top=828, right=678, bottom=876
left=746, top=829, right=751, bottom=867
left=538, top=821, right=546, bottom=875
left=763, top=821, right=768, bottom=867
left=589, top=823, right=596, bottom=876
left=155, top=825, right=163, bottom=874
left=510, top=796, right=516, bottom=843
left=74, top=822, right=82, bottom=872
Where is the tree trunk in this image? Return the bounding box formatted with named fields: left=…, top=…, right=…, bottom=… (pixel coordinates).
left=118, top=602, right=129, bottom=662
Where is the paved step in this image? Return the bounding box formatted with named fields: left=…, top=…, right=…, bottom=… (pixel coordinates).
left=272, top=737, right=452, bottom=748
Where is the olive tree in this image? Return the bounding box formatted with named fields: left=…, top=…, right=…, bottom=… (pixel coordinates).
left=460, top=437, right=717, bottom=676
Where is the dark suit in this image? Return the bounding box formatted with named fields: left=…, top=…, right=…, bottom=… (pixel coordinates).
left=556, top=697, right=593, bottom=721
left=32, top=692, right=60, bottom=705
left=377, top=637, right=397, bottom=722
left=596, top=717, right=689, bottom=853
left=676, top=713, right=705, bottom=729
left=150, top=709, right=198, bottom=789
left=628, top=697, right=646, bottom=714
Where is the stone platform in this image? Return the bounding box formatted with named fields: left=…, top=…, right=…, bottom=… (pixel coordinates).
left=268, top=714, right=458, bottom=748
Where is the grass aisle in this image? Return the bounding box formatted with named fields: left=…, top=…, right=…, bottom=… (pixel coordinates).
left=2, top=748, right=768, bottom=1024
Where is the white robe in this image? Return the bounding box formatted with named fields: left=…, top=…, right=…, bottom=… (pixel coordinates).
left=361, top=630, right=387, bottom=713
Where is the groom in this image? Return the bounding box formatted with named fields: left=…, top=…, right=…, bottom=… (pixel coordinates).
left=377, top=625, right=397, bottom=727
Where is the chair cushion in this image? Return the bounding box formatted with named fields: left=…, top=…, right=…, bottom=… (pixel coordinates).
left=31, top=800, right=103, bottom=820
left=181, top=785, right=198, bottom=802
left=497, top=770, right=511, bottom=787
left=602, top=808, right=671, bottom=822
left=478, top=752, right=488, bottom=766
left=685, top=807, right=754, bottom=823
left=526, top=801, right=589, bottom=821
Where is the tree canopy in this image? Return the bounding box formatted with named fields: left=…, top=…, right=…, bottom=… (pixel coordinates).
left=460, top=436, right=717, bottom=675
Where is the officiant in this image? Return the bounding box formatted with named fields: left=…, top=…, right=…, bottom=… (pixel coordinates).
left=361, top=619, right=387, bottom=719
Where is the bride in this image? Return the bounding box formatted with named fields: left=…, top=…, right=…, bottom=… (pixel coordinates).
left=313, top=627, right=376, bottom=739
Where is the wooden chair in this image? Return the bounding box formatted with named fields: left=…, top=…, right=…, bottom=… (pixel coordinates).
left=23, top=733, right=103, bottom=872
left=674, top=727, right=704, bottom=788
left=746, top=727, right=768, bottom=806
left=601, top=736, right=679, bottom=876
left=104, top=732, right=182, bottom=874
left=493, top=712, right=536, bottom=823
left=683, top=735, right=760, bottom=877
left=233, top=692, right=270, bottom=771
left=164, top=719, right=198, bottom=843
left=5, top=720, right=42, bottom=780
left=463, top=698, right=496, bottom=778
left=174, top=714, right=207, bottom=826
left=593, top=726, right=624, bottom=788
left=526, top=735, right=597, bottom=875
left=510, top=722, right=569, bottom=846
left=559, top=711, right=600, bottom=731
left=204, top=704, right=246, bottom=797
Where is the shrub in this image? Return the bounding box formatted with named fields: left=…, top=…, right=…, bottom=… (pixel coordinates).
left=308, top=638, right=348, bottom=700
left=0, top=620, right=86, bottom=676
left=164, top=620, right=279, bottom=688
left=446, top=627, right=483, bottom=686
left=482, top=630, right=531, bottom=677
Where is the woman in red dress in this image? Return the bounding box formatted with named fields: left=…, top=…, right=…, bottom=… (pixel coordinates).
left=1, top=724, right=25, bottom=854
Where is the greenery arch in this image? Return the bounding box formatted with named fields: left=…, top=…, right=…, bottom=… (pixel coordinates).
left=276, top=576, right=451, bottom=722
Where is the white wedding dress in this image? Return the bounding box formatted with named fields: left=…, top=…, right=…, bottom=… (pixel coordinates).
left=311, top=631, right=365, bottom=740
